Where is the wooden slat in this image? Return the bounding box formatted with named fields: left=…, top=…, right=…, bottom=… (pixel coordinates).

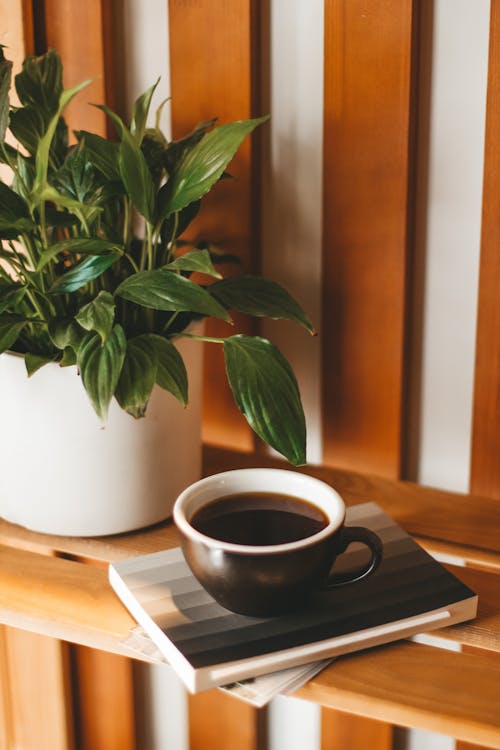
left=457, top=649, right=500, bottom=750
left=470, top=0, right=500, bottom=500
left=321, top=710, right=393, bottom=750
left=188, top=691, right=267, bottom=750
left=0, top=627, right=13, bottom=750
left=71, top=647, right=136, bottom=750
left=41, top=0, right=110, bottom=136
left=298, top=641, right=500, bottom=749
left=2, top=627, right=74, bottom=750
left=169, top=0, right=263, bottom=453
left=322, top=0, right=418, bottom=477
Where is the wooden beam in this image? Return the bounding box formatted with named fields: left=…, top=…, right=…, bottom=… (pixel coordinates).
left=188, top=691, right=267, bottom=750
left=470, top=0, right=500, bottom=500
left=169, top=0, right=263, bottom=453
left=321, top=710, right=393, bottom=750
left=322, top=0, right=418, bottom=478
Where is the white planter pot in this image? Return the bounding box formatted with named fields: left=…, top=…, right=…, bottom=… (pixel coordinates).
left=0, top=337, right=202, bottom=537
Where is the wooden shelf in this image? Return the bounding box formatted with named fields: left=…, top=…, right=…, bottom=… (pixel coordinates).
left=1, top=445, right=499, bottom=748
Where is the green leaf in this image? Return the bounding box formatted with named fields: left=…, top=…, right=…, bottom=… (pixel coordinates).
left=77, top=325, right=126, bottom=422
left=25, top=352, right=54, bottom=376
left=163, top=116, right=268, bottom=216
left=0, top=284, right=27, bottom=313
left=223, top=335, right=306, bottom=466
left=60, top=346, right=77, bottom=367
left=33, top=78, right=92, bottom=196
left=0, top=47, right=12, bottom=143
left=75, top=130, right=120, bottom=180
left=49, top=252, right=120, bottom=294
left=119, top=128, right=155, bottom=222
left=48, top=317, right=83, bottom=350
left=210, top=275, right=314, bottom=333
left=115, top=334, right=157, bottom=418
left=37, top=184, right=102, bottom=226
left=115, top=269, right=231, bottom=321
left=0, top=314, right=28, bottom=353
left=52, top=141, right=96, bottom=203
left=0, top=182, right=34, bottom=238
left=146, top=333, right=187, bottom=405
left=14, top=49, right=62, bottom=113
left=166, top=248, right=222, bottom=278
left=76, top=291, right=115, bottom=342
left=37, top=237, right=123, bottom=270
left=130, top=79, right=160, bottom=144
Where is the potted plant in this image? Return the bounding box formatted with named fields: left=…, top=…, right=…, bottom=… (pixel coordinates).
left=0, top=48, right=313, bottom=536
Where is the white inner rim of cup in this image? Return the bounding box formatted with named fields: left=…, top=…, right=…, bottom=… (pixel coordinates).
left=173, top=468, right=346, bottom=554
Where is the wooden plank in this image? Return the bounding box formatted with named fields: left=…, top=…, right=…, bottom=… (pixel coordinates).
left=322, top=0, right=418, bottom=477
left=0, top=627, right=13, bottom=750
left=41, top=0, right=110, bottom=136
left=321, top=710, right=393, bottom=750
left=457, top=649, right=500, bottom=750
left=71, top=647, right=136, bottom=750
left=298, top=641, right=500, bottom=749
left=470, top=0, right=500, bottom=500
left=2, top=627, right=74, bottom=750
left=188, top=691, right=267, bottom=750
left=169, top=0, right=263, bottom=453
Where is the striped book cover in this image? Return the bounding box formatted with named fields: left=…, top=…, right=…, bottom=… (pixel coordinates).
left=109, top=502, right=477, bottom=693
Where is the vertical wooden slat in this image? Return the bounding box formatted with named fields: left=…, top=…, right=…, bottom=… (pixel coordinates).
left=2, top=628, right=74, bottom=750
left=188, top=691, right=267, bottom=750
left=169, top=0, right=263, bottom=453
left=321, top=710, right=393, bottom=750
left=42, top=0, right=110, bottom=137
left=322, top=0, right=418, bottom=479
left=0, top=627, right=13, bottom=750
left=71, top=648, right=136, bottom=750
left=470, top=0, right=500, bottom=502
left=458, top=8, right=500, bottom=750
left=321, top=2, right=418, bottom=747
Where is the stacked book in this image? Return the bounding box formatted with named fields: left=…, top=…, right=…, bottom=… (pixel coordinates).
left=109, top=502, right=477, bottom=706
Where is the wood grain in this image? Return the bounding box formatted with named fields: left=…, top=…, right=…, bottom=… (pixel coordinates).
left=298, top=641, right=500, bottom=749
left=2, top=627, right=74, bottom=750
left=188, top=691, right=267, bottom=750
left=322, top=0, right=419, bottom=477
left=42, top=0, right=110, bottom=137
left=321, top=710, right=393, bottom=750
left=169, top=0, right=263, bottom=452
left=470, top=0, right=500, bottom=500
left=71, top=647, right=136, bottom=750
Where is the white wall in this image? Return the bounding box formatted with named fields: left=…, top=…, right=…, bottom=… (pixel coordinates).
left=123, top=0, right=490, bottom=747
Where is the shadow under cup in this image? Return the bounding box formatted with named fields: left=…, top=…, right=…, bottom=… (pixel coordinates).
left=173, top=469, right=383, bottom=617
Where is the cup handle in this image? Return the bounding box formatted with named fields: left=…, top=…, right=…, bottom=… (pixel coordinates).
left=324, top=526, right=383, bottom=588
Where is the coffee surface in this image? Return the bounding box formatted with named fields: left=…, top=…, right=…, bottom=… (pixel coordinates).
left=191, top=492, right=329, bottom=545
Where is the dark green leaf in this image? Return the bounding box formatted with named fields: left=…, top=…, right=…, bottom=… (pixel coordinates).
left=75, top=130, right=120, bottom=180
left=14, top=49, right=62, bottom=113
left=115, top=269, right=231, bottom=321
left=49, top=252, right=120, bottom=294
left=223, top=335, right=306, bottom=466
left=96, top=104, right=126, bottom=139
left=166, top=248, right=222, bottom=278
left=0, top=284, right=26, bottom=313
left=52, top=141, right=96, bottom=202
left=163, top=118, right=217, bottom=174
left=131, top=79, right=159, bottom=144
left=48, top=317, right=83, bottom=350
left=60, top=346, right=77, bottom=367
left=141, top=127, right=167, bottom=183
left=0, top=314, right=28, bottom=353
left=163, top=116, right=268, bottom=216
left=25, top=352, right=54, bottom=376
left=210, top=275, right=314, bottom=332
left=37, top=237, right=123, bottom=270
left=37, top=184, right=102, bottom=226
left=77, top=325, right=126, bottom=422
left=115, top=334, right=157, bottom=418
left=119, top=128, right=155, bottom=222
left=0, top=182, right=34, bottom=237
left=0, top=48, right=12, bottom=142
left=75, top=291, right=115, bottom=342
left=146, top=333, right=187, bottom=405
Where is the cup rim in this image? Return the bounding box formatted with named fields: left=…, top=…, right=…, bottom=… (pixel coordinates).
left=173, top=468, right=346, bottom=555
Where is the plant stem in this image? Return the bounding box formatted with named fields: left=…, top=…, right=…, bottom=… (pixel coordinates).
left=146, top=222, right=153, bottom=270
left=165, top=212, right=179, bottom=265
left=176, top=333, right=225, bottom=344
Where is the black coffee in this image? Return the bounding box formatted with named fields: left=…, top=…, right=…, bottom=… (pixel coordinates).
left=191, top=492, right=329, bottom=546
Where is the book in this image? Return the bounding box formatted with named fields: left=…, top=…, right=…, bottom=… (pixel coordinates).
left=122, top=625, right=332, bottom=707
left=109, top=502, right=477, bottom=693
